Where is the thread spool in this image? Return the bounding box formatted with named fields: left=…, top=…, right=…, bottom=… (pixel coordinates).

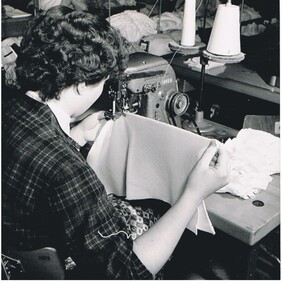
left=170, top=0, right=205, bottom=55
left=207, top=1, right=241, bottom=56
left=181, top=0, right=196, bottom=46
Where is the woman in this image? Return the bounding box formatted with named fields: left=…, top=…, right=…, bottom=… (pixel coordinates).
left=2, top=5, right=230, bottom=279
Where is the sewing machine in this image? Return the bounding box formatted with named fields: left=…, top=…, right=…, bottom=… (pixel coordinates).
left=102, top=52, right=238, bottom=143
left=105, top=52, right=195, bottom=128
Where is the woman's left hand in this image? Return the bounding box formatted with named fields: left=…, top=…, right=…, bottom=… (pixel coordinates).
left=70, top=110, right=106, bottom=146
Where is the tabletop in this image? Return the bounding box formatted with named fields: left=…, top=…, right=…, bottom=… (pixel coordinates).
left=205, top=174, right=280, bottom=246
left=171, top=56, right=280, bottom=104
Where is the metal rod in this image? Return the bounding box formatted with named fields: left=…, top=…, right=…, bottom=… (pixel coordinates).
left=157, top=0, right=162, bottom=33
left=203, top=0, right=209, bottom=29
left=198, top=56, right=207, bottom=112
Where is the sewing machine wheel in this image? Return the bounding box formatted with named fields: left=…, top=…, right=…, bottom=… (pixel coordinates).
left=167, top=92, right=190, bottom=116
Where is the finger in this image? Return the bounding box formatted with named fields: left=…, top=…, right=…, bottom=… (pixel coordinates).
left=199, top=140, right=219, bottom=167
left=209, top=154, right=218, bottom=167
left=209, top=160, right=216, bottom=167
left=214, top=145, right=231, bottom=185
left=82, top=111, right=105, bottom=129
left=84, top=124, right=102, bottom=142
left=86, top=110, right=105, bottom=121
left=98, top=111, right=107, bottom=120
left=213, top=146, right=230, bottom=171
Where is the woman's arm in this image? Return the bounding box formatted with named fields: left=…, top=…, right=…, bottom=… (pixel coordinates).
left=133, top=140, right=230, bottom=275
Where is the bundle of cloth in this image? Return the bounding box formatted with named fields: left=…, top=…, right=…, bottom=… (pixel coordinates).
left=108, top=10, right=158, bottom=43
left=28, top=0, right=137, bottom=11
left=218, top=128, right=280, bottom=199
left=108, top=10, right=202, bottom=56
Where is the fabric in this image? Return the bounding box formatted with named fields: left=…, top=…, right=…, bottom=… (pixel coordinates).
left=1, top=37, right=21, bottom=66
left=32, top=0, right=85, bottom=11
left=87, top=113, right=215, bottom=235
left=1, top=37, right=22, bottom=86
left=218, top=128, right=280, bottom=199
left=2, top=95, right=153, bottom=279
left=151, top=11, right=184, bottom=32
left=108, top=11, right=157, bottom=43
left=106, top=0, right=136, bottom=6
left=37, top=0, right=64, bottom=10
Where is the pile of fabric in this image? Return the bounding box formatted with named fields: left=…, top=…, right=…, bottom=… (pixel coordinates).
left=218, top=129, right=280, bottom=199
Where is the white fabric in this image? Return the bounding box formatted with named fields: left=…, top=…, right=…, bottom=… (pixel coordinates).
left=3, top=5, right=31, bottom=18
left=218, top=128, right=280, bottom=199
left=87, top=113, right=215, bottom=235
left=108, top=11, right=157, bottom=43
left=151, top=12, right=184, bottom=32
left=1, top=37, right=22, bottom=66
left=37, top=0, right=63, bottom=10
left=34, top=0, right=74, bottom=10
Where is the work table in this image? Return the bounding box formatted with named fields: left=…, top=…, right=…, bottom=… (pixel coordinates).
left=171, top=55, right=280, bottom=105
left=205, top=174, right=280, bottom=246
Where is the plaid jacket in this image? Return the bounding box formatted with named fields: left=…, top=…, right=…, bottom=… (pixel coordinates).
left=2, top=95, right=153, bottom=279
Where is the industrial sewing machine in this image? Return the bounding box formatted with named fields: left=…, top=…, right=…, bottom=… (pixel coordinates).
left=105, top=52, right=195, bottom=128
left=102, top=52, right=236, bottom=142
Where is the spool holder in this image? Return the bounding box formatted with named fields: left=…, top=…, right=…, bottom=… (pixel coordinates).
left=185, top=50, right=245, bottom=134
left=203, top=50, right=245, bottom=64
left=169, top=41, right=206, bottom=56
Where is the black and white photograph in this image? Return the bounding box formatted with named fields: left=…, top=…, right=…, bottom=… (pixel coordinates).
left=1, top=0, right=280, bottom=281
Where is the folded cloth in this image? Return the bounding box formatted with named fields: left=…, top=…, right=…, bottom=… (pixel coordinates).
left=3, top=5, right=32, bottom=18
left=217, top=128, right=280, bottom=199
left=151, top=11, right=184, bottom=32
left=108, top=10, right=157, bottom=43
left=1, top=37, right=22, bottom=66
left=87, top=113, right=215, bottom=235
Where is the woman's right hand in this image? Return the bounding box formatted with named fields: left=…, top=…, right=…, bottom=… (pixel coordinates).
left=185, top=140, right=231, bottom=201
left=133, top=140, right=231, bottom=275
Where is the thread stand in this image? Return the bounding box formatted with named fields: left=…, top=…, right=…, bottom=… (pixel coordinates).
left=169, top=41, right=206, bottom=56
left=203, top=50, right=245, bottom=64
left=184, top=51, right=245, bottom=134
left=184, top=54, right=214, bottom=133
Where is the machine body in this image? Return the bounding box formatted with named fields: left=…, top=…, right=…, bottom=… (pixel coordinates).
left=107, top=52, right=194, bottom=127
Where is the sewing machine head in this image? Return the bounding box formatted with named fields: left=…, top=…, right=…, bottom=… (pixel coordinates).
left=105, top=52, right=195, bottom=127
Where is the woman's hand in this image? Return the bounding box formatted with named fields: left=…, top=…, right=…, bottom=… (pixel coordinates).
left=133, top=140, right=230, bottom=275
left=70, top=110, right=105, bottom=146
left=185, top=139, right=231, bottom=201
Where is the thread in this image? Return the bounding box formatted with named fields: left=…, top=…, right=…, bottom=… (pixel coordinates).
left=181, top=0, right=196, bottom=46
left=136, top=0, right=159, bottom=38
left=98, top=230, right=133, bottom=240
left=158, top=46, right=181, bottom=94
left=196, top=0, right=205, bottom=12
left=207, top=2, right=241, bottom=56
left=125, top=0, right=159, bottom=51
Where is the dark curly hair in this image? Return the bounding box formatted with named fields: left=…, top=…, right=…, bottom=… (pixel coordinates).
left=14, top=5, right=129, bottom=101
